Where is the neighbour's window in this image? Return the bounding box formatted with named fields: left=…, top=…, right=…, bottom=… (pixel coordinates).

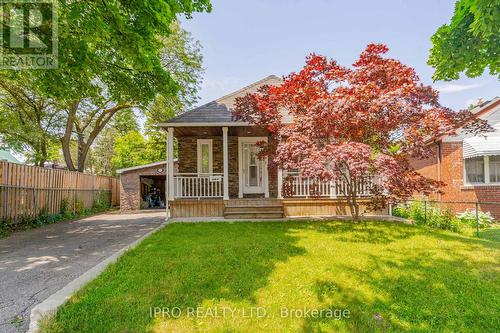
left=197, top=139, right=213, bottom=174
left=464, top=157, right=484, bottom=183
left=490, top=156, right=500, bottom=183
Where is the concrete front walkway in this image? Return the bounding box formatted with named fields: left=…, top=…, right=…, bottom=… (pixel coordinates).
left=0, top=211, right=165, bottom=333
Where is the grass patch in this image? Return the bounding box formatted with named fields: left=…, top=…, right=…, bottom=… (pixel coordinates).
left=41, top=221, right=500, bottom=333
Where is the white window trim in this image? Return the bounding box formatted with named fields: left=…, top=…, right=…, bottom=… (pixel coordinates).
left=487, top=155, right=500, bottom=185
left=197, top=139, right=213, bottom=174
left=463, top=155, right=500, bottom=187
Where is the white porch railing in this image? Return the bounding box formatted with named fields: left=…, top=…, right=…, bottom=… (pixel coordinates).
left=284, top=171, right=375, bottom=198
left=173, top=173, right=224, bottom=199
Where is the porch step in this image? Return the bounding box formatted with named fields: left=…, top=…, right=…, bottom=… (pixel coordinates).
left=223, top=201, right=284, bottom=219
left=224, top=205, right=284, bottom=213
left=226, top=199, right=282, bottom=207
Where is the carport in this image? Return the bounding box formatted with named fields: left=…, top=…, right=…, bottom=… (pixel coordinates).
left=117, top=161, right=177, bottom=211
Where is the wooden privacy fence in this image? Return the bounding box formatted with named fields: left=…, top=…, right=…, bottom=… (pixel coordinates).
left=0, top=161, right=119, bottom=223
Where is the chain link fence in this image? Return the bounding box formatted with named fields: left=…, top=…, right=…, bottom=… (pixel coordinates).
left=393, top=199, right=499, bottom=237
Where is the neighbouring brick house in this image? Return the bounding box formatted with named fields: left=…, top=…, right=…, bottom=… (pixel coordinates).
left=412, top=97, right=500, bottom=218
left=118, top=161, right=178, bottom=211
left=159, top=76, right=386, bottom=219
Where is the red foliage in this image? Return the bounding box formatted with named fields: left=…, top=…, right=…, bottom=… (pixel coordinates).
left=233, top=44, right=491, bottom=216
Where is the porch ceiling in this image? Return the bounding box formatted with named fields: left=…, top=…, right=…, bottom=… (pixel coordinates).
left=172, top=126, right=269, bottom=137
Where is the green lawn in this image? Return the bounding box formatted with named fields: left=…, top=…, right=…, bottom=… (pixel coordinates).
left=41, top=221, right=500, bottom=333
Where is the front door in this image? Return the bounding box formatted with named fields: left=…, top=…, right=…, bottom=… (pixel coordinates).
left=240, top=140, right=267, bottom=195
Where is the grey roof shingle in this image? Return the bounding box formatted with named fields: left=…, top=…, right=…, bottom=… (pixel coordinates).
left=168, top=101, right=233, bottom=123
left=164, top=75, right=283, bottom=125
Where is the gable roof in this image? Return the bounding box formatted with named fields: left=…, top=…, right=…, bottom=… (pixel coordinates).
left=159, top=75, right=283, bottom=127
left=470, top=96, right=499, bottom=116
left=441, top=96, right=500, bottom=143
left=166, top=101, right=233, bottom=124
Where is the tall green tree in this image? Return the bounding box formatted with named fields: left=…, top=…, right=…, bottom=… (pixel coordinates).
left=89, top=109, right=140, bottom=175
left=0, top=75, right=63, bottom=166
left=151, top=21, right=205, bottom=123
left=88, top=22, right=203, bottom=175
left=34, top=0, right=211, bottom=102
left=143, top=22, right=204, bottom=162
left=113, top=109, right=140, bottom=135
left=428, top=0, right=499, bottom=80
left=2, top=0, right=211, bottom=171
left=111, top=131, right=151, bottom=170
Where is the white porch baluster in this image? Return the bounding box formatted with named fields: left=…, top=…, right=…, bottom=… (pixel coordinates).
left=283, top=171, right=374, bottom=198
left=329, top=181, right=337, bottom=198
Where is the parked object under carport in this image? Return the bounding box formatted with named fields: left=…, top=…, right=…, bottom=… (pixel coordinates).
left=117, top=161, right=177, bottom=212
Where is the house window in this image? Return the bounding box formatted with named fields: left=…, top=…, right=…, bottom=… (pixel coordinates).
left=465, top=157, right=485, bottom=183
left=197, top=139, right=213, bottom=174
left=490, top=156, right=500, bottom=183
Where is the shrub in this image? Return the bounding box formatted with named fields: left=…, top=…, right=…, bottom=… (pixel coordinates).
left=430, top=208, right=461, bottom=233
left=47, top=213, right=63, bottom=224
left=30, top=208, right=49, bottom=227
left=60, top=198, right=74, bottom=219
left=0, top=218, right=14, bottom=237
left=394, top=201, right=427, bottom=224
left=92, top=191, right=110, bottom=212
left=457, top=210, right=494, bottom=229
left=75, top=198, right=85, bottom=215
left=393, top=201, right=466, bottom=233
left=392, top=206, right=409, bottom=219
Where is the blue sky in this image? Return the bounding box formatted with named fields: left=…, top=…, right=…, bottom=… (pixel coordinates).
left=181, top=0, right=498, bottom=111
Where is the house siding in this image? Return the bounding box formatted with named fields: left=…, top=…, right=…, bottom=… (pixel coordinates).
left=412, top=142, right=500, bottom=218
left=178, top=136, right=240, bottom=198
left=177, top=135, right=278, bottom=199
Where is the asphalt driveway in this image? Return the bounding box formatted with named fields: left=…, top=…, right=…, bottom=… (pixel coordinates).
left=0, top=210, right=165, bottom=333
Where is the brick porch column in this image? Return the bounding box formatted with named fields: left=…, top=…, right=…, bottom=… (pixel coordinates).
left=222, top=126, right=229, bottom=200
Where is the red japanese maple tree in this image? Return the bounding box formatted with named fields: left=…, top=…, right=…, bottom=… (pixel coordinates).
left=233, top=44, right=490, bottom=220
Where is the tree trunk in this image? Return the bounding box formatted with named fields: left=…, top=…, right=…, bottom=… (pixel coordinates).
left=345, top=178, right=360, bottom=221
left=61, top=101, right=79, bottom=171
left=76, top=105, right=130, bottom=172
left=351, top=178, right=360, bottom=221
left=74, top=103, right=131, bottom=172
left=77, top=133, right=86, bottom=172
left=38, top=139, right=48, bottom=167
left=351, top=193, right=360, bottom=221
left=60, top=101, right=131, bottom=172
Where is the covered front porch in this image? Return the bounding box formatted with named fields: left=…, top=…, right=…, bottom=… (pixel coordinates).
left=164, top=124, right=273, bottom=202
left=162, top=124, right=383, bottom=218
left=164, top=124, right=376, bottom=200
